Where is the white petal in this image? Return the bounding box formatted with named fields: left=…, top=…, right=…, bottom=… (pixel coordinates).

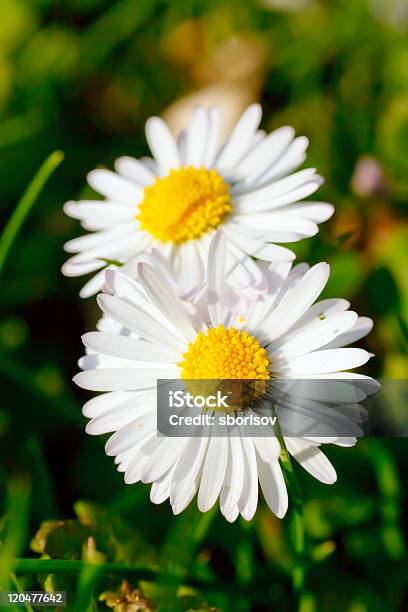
left=257, top=459, right=288, bottom=518
left=142, top=437, right=189, bottom=483
left=233, top=126, right=294, bottom=183
left=172, top=484, right=198, bottom=515
left=334, top=437, right=357, bottom=447
left=245, top=261, right=292, bottom=331
left=150, top=464, right=176, bottom=504
left=239, top=179, right=324, bottom=214
left=171, top=437, right=209, bottom=505
left=104, top=268, right=152, bottom=308
left=174, top=241, right=205, bottom=301
left=227, top=225, right=305, bottom=244
left=285, top=348, right=372, bottom=375
left=220, top=437, right=244, bottom=517
left=252, top=436, right=281, bottom=463
left=145, top=116, right=180, bottom=175
left=65, top=231, right=139, bottom=263
left=78, top=352, right=134, bottom=371
left=323, top=317, right=373, bottom=349
left=124, top=436, right=161, bottom=483
left=79, top=268, right=109, bottom=298
left=86, top=392, right=155, bottom=435
left=207, top=232, right=228, bottom=326
left=231, top=214, right=319, bottom=239
left=224, top=224, right=295, bottom=262
left=123, top=248, right=175, bottom=290
left=203, top=107, right=220, bottom=168
left=177, top=129, right=187, bottom=165
left=140, top=156, right=158, bottom=173
left=285, top=439, right=337, bottom=484
left=261, top=262, right=330, bottom=341
left=63, top=225, right=135, bottom=254
left=216, top=104, right=262, bottom=172
left=115, top=446, right=141, bottom=472
left=257, top=136, right=309, bottom=184
left=87, top=169, right=143, bottom=203
left=198, top=436, right=228, bottom=512
left=61, top=257, right=105, bottom=277
left=185, top=106, right=208, bottom=167
left=82, top=332, right=179, bottom=362
left=106, top=267, right=188, bottom=336
left=289, top=298, right=350, bottom=335
left=137, top=262, right=197, bottom=341
left=269, top=378, right=367, bottom=404
left=280, top=202, right=334, bottom=223
left=64, top=201, right=135, bottom=229
left=114, top=156, right=156, bottom=186
left=234, top=168, right=318, bottom=206
left=238, top=437, right=258, bottom=521
left=105, top=412, right=156, bottom=456
left=269, top=311, right=358, bottom=359
left=224, top=506, right=240, bottom=523
left=82, top=391, right=136, bottom=418
left=234, top=180, right=325, bottom=221
left=73, top=366, right=176, bottom=391
left=275, top=263, right=310, bottom=304
left=97, top=294, right=187, bottom=351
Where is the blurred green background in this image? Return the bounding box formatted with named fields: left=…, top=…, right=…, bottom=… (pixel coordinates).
left=0, top=0, right=408, bottom=610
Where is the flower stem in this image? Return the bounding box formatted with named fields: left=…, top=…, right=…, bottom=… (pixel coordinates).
left=279, top=441, right=306, bottom=593
left=272, top=407, right=307, bottom=599
left=0, top=150, right=64, bottom=275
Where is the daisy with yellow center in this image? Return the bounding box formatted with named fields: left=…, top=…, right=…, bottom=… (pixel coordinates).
left=179, top=324, right=270, bottom=412
left=75, top=235, right=375, bottom=523
left=138, top=167, right=231, bottom=244
left=178, top=324, right=269, bottom=380
left=63, top=104, right=334, bottom=297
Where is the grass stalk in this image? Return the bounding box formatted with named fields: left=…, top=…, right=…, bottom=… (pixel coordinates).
left=0, top=150, right=64, bottom=275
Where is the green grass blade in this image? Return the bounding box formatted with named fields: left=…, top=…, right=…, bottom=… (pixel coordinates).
left=25, top=438, right=60, bottom=520
left=234, top=519, right=254, bottom=611
left=10, top=572, right=35, bottom=612
left=279, top=442, right=306, bottom=592
left=366, top=439, right=406, bottom=560
left=10, top=557, right=274, bottom=603
left=272, top=406, right=309, bottom=606
left=74, top=563, right=104, bottom=612
left=0, top=150, right=64, bottom=275
left=158, top=505, right=217, bottom=610
left=0, top=475, right=32, bottom=590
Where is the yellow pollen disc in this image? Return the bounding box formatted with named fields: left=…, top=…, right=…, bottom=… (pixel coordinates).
left=137, top=166, right=231, bottom=244
left=178, top=325, right=270, bottom=410
left=178, top=325, right=270, bottom=381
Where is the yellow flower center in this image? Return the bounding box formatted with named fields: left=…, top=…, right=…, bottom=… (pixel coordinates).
left=179, top=325, right=270, bottom=380
left=137, top=166, right=231, bottom=244
left=178, top=325, right=270, bottom=411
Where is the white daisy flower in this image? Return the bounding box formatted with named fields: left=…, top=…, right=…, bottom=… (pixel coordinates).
left=73, top=235, right=375, bottom=522
left=62, top=104, right=334, bottom=297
